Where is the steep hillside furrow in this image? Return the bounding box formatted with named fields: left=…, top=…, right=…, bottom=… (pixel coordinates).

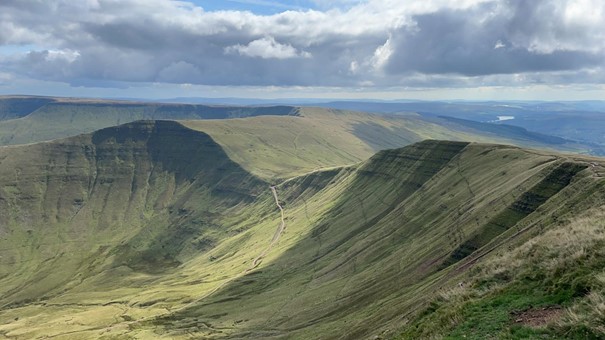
left=153, top=141, right=474, bottom=337
left=443, top=162, right=587, bottom=267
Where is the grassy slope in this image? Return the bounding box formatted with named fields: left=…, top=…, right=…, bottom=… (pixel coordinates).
left=0, top=97, right=590, bottom=179
left=399, top=196, right=605, bottom=339
left=182, top=107, right=587, bottom=180
left=0, top=121, right=271, bottom=338
left=180, top=108, right=402, bottom=180
left=150, top=141, right=602, bottom=339
left=0, top=122, right=602, bottom=339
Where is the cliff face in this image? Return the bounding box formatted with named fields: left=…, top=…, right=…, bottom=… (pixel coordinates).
left=0, top=121, right=265, bottom=304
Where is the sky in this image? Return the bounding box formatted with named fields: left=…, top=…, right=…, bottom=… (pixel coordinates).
left=0, top=0, right=604, bottom=101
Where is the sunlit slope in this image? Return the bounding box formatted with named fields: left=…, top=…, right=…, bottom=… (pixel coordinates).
left=180, top=108, right=425, bottom=179
left=0, top=120, right=300, bottom=339
left=183, top=107, right=584, bottom=180
left=152, top=141, right=602, bottom=339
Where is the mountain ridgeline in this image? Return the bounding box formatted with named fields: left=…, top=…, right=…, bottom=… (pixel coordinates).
left=0, top=96, right=595, bottom=160
left=0, top=96, right=298, bottom=145
left=0, top=120, right=604, bottom=339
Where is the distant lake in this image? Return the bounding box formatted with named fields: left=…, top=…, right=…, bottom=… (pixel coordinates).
left=496, top=116, right=515, bottom=121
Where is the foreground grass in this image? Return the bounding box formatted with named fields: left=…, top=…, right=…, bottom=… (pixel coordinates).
left=399, top=207, right=605, bottom=339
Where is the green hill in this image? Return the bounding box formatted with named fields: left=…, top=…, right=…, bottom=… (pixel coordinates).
left=182, top=107, right=590, bottom=179
left=0, top=121, right=265, bottom=316
left=0, top=96, right=55, bottom=120
left=0, top=121, right=603, bottom=339
left=0, top=96, right=297, bottom=146
left=0, top=97, right=592, bottom=177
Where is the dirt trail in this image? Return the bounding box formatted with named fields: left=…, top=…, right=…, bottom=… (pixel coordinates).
left=192, top=187, right=285, bottom=294
left=130, top=186, right=288, bottom=328
left=197, top=186, right=286, bottom=295
left=249, top=186, right=285, bottom=269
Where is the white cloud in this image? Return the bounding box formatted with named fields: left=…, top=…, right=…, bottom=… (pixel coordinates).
left=45, top=49, right=80, bottom=63
left=225, top=36, right=311, bottom=59
left=0, top=72, right=13, bottom=84
left=371, top=37, right=393, bottom=71
left=349, top=60, right=359, bottom=74
left=0, top=0, right=603, bottom=90
left=494, top=40, right=505, bottom=49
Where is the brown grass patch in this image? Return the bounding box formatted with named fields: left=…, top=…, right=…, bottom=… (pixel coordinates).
left=511, top=305, right=564, bottom=328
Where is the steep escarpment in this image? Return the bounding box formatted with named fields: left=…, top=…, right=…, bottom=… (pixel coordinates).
left=442, top=161, right=588, bottom=267
left=0, top=120, right=265, bottom=306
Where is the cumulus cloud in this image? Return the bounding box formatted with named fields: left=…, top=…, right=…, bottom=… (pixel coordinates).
left=225, top=37, right=311, bottom=59
left=383, top=1, right=604, bottom=77
left=0, top=0, right=603, bottom=89
left=371, top=37, right=394, bottom=71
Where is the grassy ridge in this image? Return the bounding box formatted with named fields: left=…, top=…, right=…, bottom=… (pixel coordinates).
left=0, top=122, right=603, bottom=338
left=150, top=142, right=602, bottom=339
left=0, top=96, right=297, bottom=145
left=399, top=202, right=605, bottom=339
left=182, top=107, right=587, bottom=180
left=0, top=97, right=592, bottom=178
left=442, top=161, right=587, bottom=268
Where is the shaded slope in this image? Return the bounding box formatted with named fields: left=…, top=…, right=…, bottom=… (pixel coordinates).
left=0, top=96, right=55, bottom=120
left=442, top=161, right=587, bottom=268
left=400, top=194, right=605, bottom=339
